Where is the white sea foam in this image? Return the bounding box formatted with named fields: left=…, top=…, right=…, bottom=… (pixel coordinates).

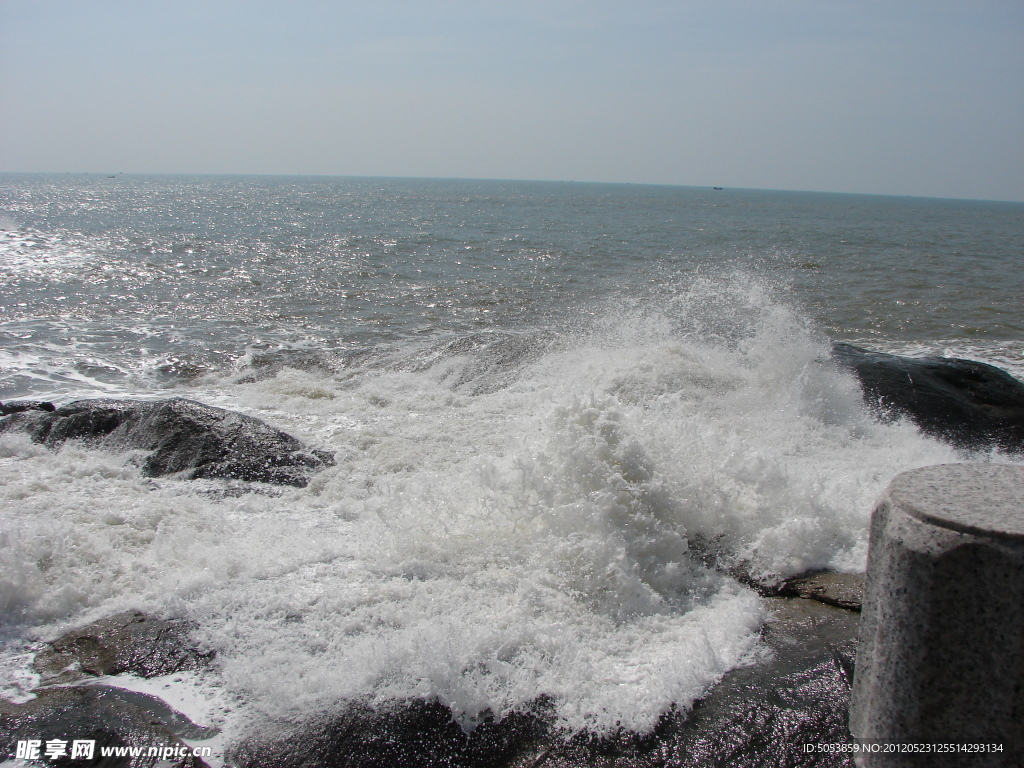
left=0, top=227, right=99, bottom=277
left=0, top=279, right=1010, bottom=740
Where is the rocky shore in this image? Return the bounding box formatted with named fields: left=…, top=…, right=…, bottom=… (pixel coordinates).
left=2, top=345, right=1022, bottom=767
left=225, top=585, right=862, bottom=768
left=1, top=583, right=862, bottom=768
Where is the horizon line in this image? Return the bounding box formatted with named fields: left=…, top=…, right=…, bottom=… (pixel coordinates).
left=1, top=170, right=1021, bottom=206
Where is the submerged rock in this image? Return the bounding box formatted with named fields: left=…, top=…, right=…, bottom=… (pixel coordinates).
left=0, top=397, right=334, bottom=487
left=832, top=342, right=1024, bottom=453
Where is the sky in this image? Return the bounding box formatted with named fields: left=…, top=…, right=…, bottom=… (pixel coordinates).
left=1, top=0, right=1022, bottom=201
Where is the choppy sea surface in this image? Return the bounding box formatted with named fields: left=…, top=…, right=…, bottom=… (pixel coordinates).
left=1, top=175, right=1022, bottom=754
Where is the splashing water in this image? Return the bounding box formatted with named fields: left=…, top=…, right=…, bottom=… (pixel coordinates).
left=0, top=277, right=970, bottom=737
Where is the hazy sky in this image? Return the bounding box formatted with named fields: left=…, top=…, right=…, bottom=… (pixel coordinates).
left=2, top=1, right=1022, bottom=201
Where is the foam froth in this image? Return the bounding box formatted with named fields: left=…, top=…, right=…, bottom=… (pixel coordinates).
left=0, top=278, right=993, bottom=739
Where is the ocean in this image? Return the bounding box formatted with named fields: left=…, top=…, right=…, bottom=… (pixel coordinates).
left=1, top=174, right=1022, bottom=756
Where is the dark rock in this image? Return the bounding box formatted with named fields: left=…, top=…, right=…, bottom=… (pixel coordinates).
left=34, top=611, right=214, bottom=685
left=645, top=598, right=857, bottom=768
left=11, top=597, right=857, bottom=768
left=524, top=598, right=858, bottom=768
left=780, top=571, right=864, bottom=611
left=229, top=599, right=859, bottom=768
left=832, top=342, right=1024, bottom=453
left=0, top=686, right=213, bottom=768
left=0, top=400, right=56, bottom=415
left=0, top=397, right=334, bottom=487
left=229, top=699, right=549, bottom=768
left=2, top=612, right=218, bottom=765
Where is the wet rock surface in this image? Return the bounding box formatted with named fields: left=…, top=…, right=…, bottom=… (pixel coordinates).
left=0, top=686, right=212, bottom=768
left=832, top=342, right=1024, bottom=453
left=229, top=701, right=549, bottom=768
left=3, top=612, right=217, bottom=766
left=34, top=610, right=214, bottom=686
left=780, top=572, right=864, bottom=611
left=229, top=598, right=859, bottom=768
left=0, top=397, right=334, bottom=487
left=0, top=399, right=56, bottom=415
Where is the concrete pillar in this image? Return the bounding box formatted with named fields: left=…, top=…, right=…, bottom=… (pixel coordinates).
left=850, top=463, right=1024, bottom=766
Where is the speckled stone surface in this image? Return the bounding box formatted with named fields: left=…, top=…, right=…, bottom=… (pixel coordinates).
left=849, top=463, right=1024, bottom=767
left=888, top=463, right=1024, bottom=540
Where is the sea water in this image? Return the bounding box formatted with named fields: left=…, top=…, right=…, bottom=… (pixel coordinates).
left=1, top=175, right=1022, bottom=749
